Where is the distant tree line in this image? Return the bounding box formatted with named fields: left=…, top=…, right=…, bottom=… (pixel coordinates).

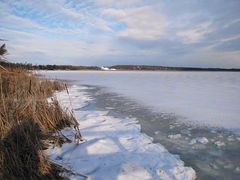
left=110, top=65, right=240, bottom=71
left=0, top=61, right=101, bottom=70
left=1, top=61, right=240, bottom=71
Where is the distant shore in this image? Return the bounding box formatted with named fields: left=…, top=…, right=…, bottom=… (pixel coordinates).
left=1, top=61, right=240, bottom=72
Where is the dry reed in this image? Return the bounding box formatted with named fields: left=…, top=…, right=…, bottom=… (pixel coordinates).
left=0, top=68, right=81, bottom=180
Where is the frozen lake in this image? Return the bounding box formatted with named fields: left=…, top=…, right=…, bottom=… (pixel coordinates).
left=42, top=71, right=240, bottom=131
left=42, top=71, right=240, bottom=179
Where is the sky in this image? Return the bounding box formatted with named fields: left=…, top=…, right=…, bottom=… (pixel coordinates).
left=0, top=0, right=240, bottom=68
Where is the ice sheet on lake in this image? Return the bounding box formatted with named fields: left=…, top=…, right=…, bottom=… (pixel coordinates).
left=41, top=71, right=240, bottom=131
left=45, top=85, right=196, bottom=180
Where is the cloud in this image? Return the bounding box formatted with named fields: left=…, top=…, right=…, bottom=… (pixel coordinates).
left=214, top=37, right=240, bottom=52
left=0, top=27, right=118, bottom=65
left=96, top=0, right=142, bottom=6
left=0, top=0, right=240, bottom=68
left=176, top=22, right=213, bottom=44
left=103, top=6, right=166, bottom=40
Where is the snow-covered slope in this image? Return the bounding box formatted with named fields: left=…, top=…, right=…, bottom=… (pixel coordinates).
left=45, top=85, right=196, bottom=180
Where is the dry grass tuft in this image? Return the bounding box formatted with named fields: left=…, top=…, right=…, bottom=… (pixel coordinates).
left=0, top=68, right=80, bottom=180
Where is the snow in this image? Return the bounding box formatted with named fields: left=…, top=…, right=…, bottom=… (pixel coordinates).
left=40, top=71, right=240, bottom=131
left=189, top=137, right=209, bottom=145
left=236, top=167, right=240, bottom=172
left=214, top=141, right=225, bottom=147
left=227, top=136, right=235, bottom=142
left=196, top=137, right=209, bottom=144
left=168, top=134, right=182, bottom=139
left=189, top=139, right=197, bottom=145
left=45, top=85, right=196, bottom=180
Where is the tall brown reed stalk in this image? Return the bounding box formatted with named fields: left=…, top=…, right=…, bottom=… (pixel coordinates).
left=0, top=68, right=81, bottom=179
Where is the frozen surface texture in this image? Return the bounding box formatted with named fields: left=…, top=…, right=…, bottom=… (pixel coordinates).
left=45, top=85, right=196, bottom=180
left=42, top=71, right=240, bottom=130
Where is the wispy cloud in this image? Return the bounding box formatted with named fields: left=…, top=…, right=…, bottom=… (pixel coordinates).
left=103, top=6, right=166, bottom=40
left=176, top=22, right=213, bottom=44
left=0, top=0, right=240, bottom=68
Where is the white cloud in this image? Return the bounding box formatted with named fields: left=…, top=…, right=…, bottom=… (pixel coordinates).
left=103, top=6, right=166, bottom=40
left=3, top=0, right=87, bottom=27
left=1, top=28, right=118, bottom=64
left=92, top=18, right=113, bottom=32
left=1, top=0, right=240, bottom=67
left=180, top=47, right=240, bottom=68
left=0, top=12, right=44, bottom=31
left=176, top=22, right=212, bottom=44
left=96, top=0, right=141, bottom=6
left=219, top=34, right=240, bottom=43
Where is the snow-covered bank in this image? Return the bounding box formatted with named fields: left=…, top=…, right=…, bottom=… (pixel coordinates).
left=45, top=85, right=196, bottom=180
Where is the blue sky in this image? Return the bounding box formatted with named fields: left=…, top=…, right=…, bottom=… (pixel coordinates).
left=0, top=0, right=240, bottom=68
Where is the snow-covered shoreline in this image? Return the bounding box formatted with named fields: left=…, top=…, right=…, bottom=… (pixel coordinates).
left=45, top=85, right=196, bottom=180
